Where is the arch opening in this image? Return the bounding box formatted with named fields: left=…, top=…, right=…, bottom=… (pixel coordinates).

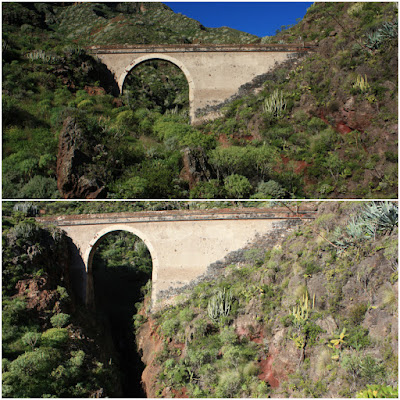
left=88, top=229, right=153, bottom=398
left=119, top=54, right=194, bottom=120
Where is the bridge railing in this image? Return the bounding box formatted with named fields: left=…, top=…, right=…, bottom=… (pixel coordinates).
left=36, top=207, right=317, bottom=226
left=87, top=43, right=318, bottom=54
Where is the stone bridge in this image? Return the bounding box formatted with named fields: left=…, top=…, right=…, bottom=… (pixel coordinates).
left=88, top=44, right=314, bottom=123
left=37, top=207, right=316, bottom=310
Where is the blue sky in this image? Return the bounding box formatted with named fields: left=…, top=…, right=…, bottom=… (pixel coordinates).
left=164, top=2, right=313, bottom=38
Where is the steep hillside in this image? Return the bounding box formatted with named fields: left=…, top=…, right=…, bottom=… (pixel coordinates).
left=2, top=2, right=397, bottom=199
left=198, top=2, right=398, bottom=199
left=53, top=2, right=258, bottom=45
left=135, top=201, right=398, bottom=398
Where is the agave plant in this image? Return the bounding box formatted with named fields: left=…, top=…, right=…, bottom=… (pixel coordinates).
left=361, top=201, right=398, bottom=236
left=379, top=21, right=398, bottom=40
left=365, top=20, right=398, bottom=50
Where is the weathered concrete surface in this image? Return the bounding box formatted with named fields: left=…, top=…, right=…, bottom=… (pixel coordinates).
left=37, top=207, right=316, bottom=309
left=87, top=44, right=314, bottom=123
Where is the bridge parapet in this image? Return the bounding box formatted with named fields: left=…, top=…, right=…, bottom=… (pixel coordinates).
left=87, top=43, right=317, bottom=54
left=37, top=207, right=316, bottom=226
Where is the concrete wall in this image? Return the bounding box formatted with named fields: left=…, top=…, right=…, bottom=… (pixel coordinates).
left=38, top=209, right=315, bottom=309
left=88, top=45, right=311, bottom=123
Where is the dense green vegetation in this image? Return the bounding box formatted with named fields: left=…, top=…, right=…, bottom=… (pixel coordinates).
left=2, top=204, right=155, bottom=397
left=134, top=201, right=398, bottom=397
left=2, top=207, right=122, bottom=397
left=2, top=2, right=398, bottom=199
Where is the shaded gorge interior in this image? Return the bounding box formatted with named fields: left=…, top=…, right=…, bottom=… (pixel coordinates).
left=123, top=59, right=190, bottom=115
left=92, top=231, right=152, bottom=397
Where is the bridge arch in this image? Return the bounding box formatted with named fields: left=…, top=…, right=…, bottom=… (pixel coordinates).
left=118, top=54, right=195, bottom=120
left=83, top=224, right=159, bottom=307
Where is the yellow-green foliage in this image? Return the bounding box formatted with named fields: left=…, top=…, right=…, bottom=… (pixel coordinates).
left=41, top=328, right=69, bottom=347
left=347, top=3, right=364, bottom=16
left=77, top=99, right=94, bottom=108
left=115, top=110, right=136, bottom=127
left=356, top=384, right=398, bottom=398
left=292, top=292, right=315, bottom=324
left=353, top=74, right=370, bottom=93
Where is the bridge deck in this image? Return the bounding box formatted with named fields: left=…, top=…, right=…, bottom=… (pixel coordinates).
left=88, top=43, right=317, bottom=54
left=37, top=207, right=317, bottom=226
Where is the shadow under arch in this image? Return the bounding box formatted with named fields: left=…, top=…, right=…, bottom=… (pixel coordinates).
left=83, top=225, right=158, bottom=308
left=118, top=54, right=195, bottom=122
left=85, top=227, right=153, bottom=398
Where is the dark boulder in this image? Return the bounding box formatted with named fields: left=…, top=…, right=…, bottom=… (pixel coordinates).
left=180, top=146, right=215, bottom=189
left=56, top=117, right=107, bottom=199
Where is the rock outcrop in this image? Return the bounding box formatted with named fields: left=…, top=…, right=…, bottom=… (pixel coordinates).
left=56, top=117, right=107, bottom=199
left=180, top=146, right=215, bottom=189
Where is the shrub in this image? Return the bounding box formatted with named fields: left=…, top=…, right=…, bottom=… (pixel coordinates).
left=19, top=176, right=59, bottom=199
left=154, top=119, right=215, bottom=150
left=342, top=353, right=385, bottom=384
left=189, top=179, right=223, bottom=199
left=161, top=317, right=180, bottom=337
left=178, top=307, right=194, bottom=323
left=349, top=303, right=368, bottom=325
left=50, top=313, right=70, bottom=328
left=215, top=370, right=242, bottom=397
left=243, top=361, right=260, bottom=377
left=41, top=328, right=69, bottom=347
left=346, top=326, right=371, bottom=350
left=219, top=326, right=238, bottom=346
left=252, top=180, right=286, bottom=199
left=224, top=174, right=252, bottom=198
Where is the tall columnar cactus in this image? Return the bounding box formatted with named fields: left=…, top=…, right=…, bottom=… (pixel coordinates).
left=292, top=292, right=315, bottom=324
left=263, top=89, right=286, bottom=118
left=207, top=288, right=233, bottom=324
left=353, top=74, right=370, bottom=93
